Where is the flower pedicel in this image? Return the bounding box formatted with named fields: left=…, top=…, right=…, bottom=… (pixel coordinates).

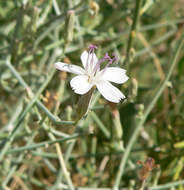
left=55, top=45, right=129, bottom=103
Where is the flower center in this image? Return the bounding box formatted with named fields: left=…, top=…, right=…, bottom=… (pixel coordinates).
left=87, top=73, right=96, bottom=84
left=88, top=75, right=93, bottom=83
left=87, top=45, right=119, bottom=81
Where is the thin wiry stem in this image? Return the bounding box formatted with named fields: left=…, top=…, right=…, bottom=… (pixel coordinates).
left=34, top=95, right=75, bottom=190
left=125, top=0, right=143, bottom=68
left=6, top=134, right=81, bottom=154
left=48, top=132, right=75, bottom=190
left=0, top=60, right=56, bottom=162
left=113, top=36, right=184, bottom=188
left=48, top=179, right=184, bottom=190
left=5, top=61, right=74, bottom=125
left=150, top=180, right=184, bottom=190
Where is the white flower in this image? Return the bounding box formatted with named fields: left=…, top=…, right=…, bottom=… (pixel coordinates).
left=55, top=46, right=129, bottom=103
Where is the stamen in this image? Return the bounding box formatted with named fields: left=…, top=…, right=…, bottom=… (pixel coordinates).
left=103, top=53, right=111, bottom=61
left=101, top=53, right=119, bottom=74
left=88, top=44, right=97, bottom=53
left=93, top=53, right=110, bottom=74
left=93, top=58, right=103, bottom=74
left=86, top=44, right=97, bottom=73
left=86, top=51, right=90, bottom=71
left=91, top=52, right=119, bottom=75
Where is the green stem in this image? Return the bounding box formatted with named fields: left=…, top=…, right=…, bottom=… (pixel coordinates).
left=5, top=60, right=74, bottom=125
left=50, top=180, right=184, bottom=190
left=91, top=112, right=111, bottom=139
left=6, top=134, right=81, bottom=154
left=2, top=130, right=38, bottom=188
left=125, top=0, right=143, bottom=68
left=48, top=132, right=75, bottom=190
left=113, top=36, right=184, bottom=188
left=33, top=102, right=75, bottom=190
left=150, top=180, right=184, bottom=190
left=0, top=60, right=55, bottom=162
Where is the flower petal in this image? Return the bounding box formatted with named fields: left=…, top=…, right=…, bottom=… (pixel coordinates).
left=70, top=75, right=93, bottom=95
left=102, top=67, right=129, bottom=84
left=96, top=80, right=125, bottom=103
left=55, top=62, right=85, bottom=75
left=80, top=50, right=98, bottom=70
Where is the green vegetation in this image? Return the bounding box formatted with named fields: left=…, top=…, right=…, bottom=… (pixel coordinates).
left=0, top=0, right=184, bottom=189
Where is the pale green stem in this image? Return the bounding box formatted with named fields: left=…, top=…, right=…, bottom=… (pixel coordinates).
left=150, top=180, right=184, bottom=190
left=48, top=132, right=75, bottom=190
left=113, top=36, right=184, bottom=188
left=5, top=60, right=74, bottom=125
left=0, top=60, right=56, bottom=162
left=6, top=134, right=80, bottom=154
left=90, top=112, right=111, bottom=139
left=125, top=0, right=143, bottom=68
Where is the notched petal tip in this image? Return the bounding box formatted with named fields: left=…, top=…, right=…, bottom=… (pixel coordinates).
left=96, top=80, right=125, bottom=103
left=102, top=67, right=129, bottom=84
left=122, top=74, right=129, bottom=83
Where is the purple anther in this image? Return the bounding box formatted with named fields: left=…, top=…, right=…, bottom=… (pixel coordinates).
left=88, top=44, right=97, bottom=52
left=103, top=53, right=111, bottom=61
left=103, top=53, right=114, bottom=65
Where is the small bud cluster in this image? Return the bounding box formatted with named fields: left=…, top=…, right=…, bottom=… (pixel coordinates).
left=137, top=157, right=159, bottom=181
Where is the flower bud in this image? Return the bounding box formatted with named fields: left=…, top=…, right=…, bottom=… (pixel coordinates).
left=129, top=78, right=138, bottom=101
left=130, top=47, right=136, bottom=63
left=64, top=10, right=75, bottom=45
left=136, top=104, right=144, bottom=118
left=89, top=1, right=100, bottom=16
left=66, top=106, right=72, bottom=121
left=32, top=7, right=39, bottom=33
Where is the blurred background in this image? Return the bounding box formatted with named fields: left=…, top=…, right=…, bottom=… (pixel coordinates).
left=0, top=0, right=184, bottom=189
